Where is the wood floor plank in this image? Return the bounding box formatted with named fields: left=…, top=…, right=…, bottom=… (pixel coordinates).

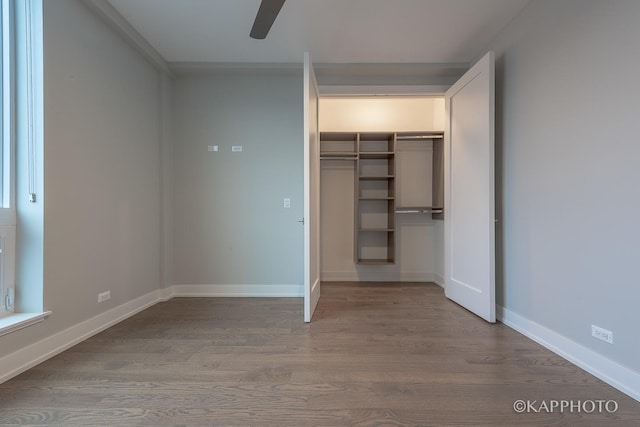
left=0, top=282, right=638, bottom=426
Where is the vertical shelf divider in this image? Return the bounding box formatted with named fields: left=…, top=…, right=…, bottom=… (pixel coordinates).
left=355, top=132, right=396, bottom=264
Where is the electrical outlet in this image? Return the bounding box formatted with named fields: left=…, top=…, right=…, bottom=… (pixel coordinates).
left=284, top=198, right=291, bottom=208
left=232, top=145, right=242, bottom=152
left=98, top=291, right=111, bottom=303
left=591, top=325, right=613, bottom=344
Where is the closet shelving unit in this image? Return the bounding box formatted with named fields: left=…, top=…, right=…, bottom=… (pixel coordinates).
left=356, top=133, right=396, bottom=264
left=320, top=131, right=444, bottom=266
left=318, top=132, right=358, bottom=160
left=394, top=132, right=445, bottom=220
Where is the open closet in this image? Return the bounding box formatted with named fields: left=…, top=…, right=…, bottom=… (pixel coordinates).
left=318, top=97, right=446, bottom=282
left=304, top=52, right=496, bottom=324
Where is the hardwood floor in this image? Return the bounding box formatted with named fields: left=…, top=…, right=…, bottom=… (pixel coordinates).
left=0, top=282, right=638, bottom=426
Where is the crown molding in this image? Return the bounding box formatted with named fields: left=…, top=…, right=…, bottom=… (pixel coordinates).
left=169, top=62, right=302, bottom=76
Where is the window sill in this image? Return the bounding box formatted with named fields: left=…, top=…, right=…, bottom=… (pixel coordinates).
left=0, top=311, right=52, bottom=337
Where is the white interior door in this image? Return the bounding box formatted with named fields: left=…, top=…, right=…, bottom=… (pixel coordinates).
left=444, top=51, right=496, bottom=323
left=303, top=52, right=321, bottom=322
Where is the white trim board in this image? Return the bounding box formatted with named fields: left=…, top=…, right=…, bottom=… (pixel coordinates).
left=319, top=85, right=450, bottom=96
left=0, top=312, right=52, bottom=337
left=432, top=274, right=445, bottom=288
left=497, top=305, right=640, bottom=403
left=169, top=62, right=301, bottom=76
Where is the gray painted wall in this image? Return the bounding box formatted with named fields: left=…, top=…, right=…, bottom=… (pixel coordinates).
left=172, top=72, right=304, bottom=288
left=0, top=0, right=163, bottom=357
left=491, top=0, right=640, bottom=371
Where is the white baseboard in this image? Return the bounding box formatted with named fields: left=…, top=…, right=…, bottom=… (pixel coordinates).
left=432, top=274, right=445, bottom=288
left=158, top=285, right=174, bottom=302
left=497, top=305, right=640, bottom=403
left=169, top=284, right=303, bottom=297
left=321, top=271, right=437, bottom=282
left=0, top=289, right=162, bottom=384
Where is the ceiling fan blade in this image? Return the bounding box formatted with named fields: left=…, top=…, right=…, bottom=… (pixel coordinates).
left=250, top=0, right=286, bottom=39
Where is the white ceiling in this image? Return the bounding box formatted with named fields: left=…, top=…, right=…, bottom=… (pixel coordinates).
left=106, top=0, right=530, bottom=65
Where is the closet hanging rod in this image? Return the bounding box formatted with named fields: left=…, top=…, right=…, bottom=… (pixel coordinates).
left=396, top=208, right=443, bottom=214
left=396, top=135, right=444, bottom=140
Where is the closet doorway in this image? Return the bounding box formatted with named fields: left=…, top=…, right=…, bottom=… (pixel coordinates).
left=304, top=52, right=495, bottom=323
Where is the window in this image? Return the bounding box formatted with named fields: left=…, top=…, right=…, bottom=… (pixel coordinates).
left=0, top=0, right=46, bottom=334
left=0, top=0, right=15, bottom=317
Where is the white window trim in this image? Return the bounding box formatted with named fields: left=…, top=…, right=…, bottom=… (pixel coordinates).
left=0, top=0, right=48, bottom=333
left=0, top=311, right=50, bottom=337
left=0, top=0, right=16, bottom=318
left=0, top=226, right=15, bottom=311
